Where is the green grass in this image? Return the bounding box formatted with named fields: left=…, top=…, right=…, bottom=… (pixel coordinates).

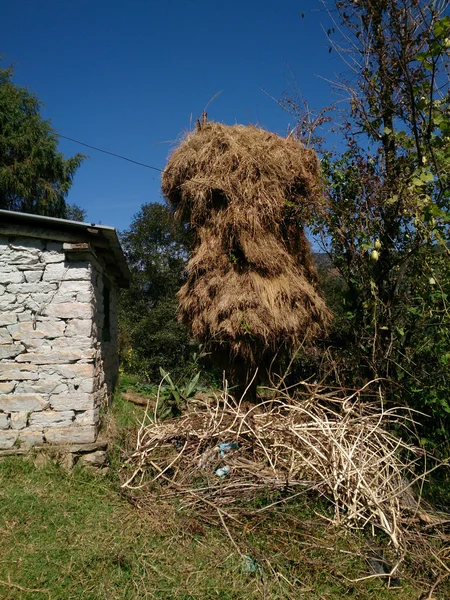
left=0, top=390, right=448, bottom=599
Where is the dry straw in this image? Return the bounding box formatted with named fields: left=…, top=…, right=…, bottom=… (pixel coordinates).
left=161, top=122, right=331, bottom=369
left=121, top=380, right=426, bottom=550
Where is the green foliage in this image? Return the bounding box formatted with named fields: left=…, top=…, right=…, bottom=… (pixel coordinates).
left=158, top=367, right=201, bottom=418
left=0, top=62, right=85, bottom=217
left=65, top=203, right=87, bottom=222
left=307, top=1, right=450, bottom=453
left=118, top=202, right=199, bottom=381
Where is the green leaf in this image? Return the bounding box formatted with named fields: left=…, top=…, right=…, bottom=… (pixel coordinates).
left=185, top=371, right=200, bottom=397
left=385, top=195, right=398, bottom=205
left=159, top=367, right=176, bottom=392
left=420, top=171, right=434, bottom=183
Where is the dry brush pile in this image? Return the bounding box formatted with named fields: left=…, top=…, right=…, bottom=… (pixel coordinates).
left=121, top=381, right=432, bottom=551
left=161, top=121, right=331, bottom=381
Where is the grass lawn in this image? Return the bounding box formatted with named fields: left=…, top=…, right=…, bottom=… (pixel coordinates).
left=0, top=392, right=448, bottom=599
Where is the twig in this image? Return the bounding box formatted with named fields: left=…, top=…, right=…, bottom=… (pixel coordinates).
left=0, top=578, right=50, bottom=597
left=421, top=572, right=450, bottom=600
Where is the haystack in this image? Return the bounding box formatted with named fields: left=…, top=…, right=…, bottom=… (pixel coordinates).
left=162, top=121, right=331, bottom=387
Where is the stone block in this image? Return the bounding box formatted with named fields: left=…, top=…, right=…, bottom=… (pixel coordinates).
left=16, top=263, right=45, bottom=272
left=10, top=412, right=28, bottom=429
left=58, top=280, right=92, bottom=294
left=52, top=337, right=92, bottom=350
left=29, top=410, right=75, bottom=429
left=42, top=263, right=67, bottom=281
left=44, top=425, right=97, bottom=444
left=74, top=408, right=99, bottom=426
left=8, top=321, right=66, bottom=340
left=0, top=394, right=49, bottom=412
left=78, top=450, right=106, bottom=467
left=0, top=271, right=23, bottom=284
left=19, top=339, right=52, bottom=351
left=15, top=378, right=64, bottom=395
left=0, top=293, right=17, bottom=307
left=64, top=319, right=92, bottom=337
left=0, top=298, right=17, bottom=312
left=23, top=270, right=44, bottom=283
left=50, top=393, right=95, bottom=411
left=11, top=306, right=25, bottom=314
left=0, top=383, right=15, bottom=393
left=43, top=303, right=93, bottom=319
left=0, top=314, right=17, bottom=326
left=52, top=293, right=77, bottom=304
left=0, top=413, right=10, bottom=429
left=0, top=365, right=38, bottom=382
left=76, top=292, right=92, bottom=303
left=8, top=252, right=40, bottom=266
left=0, top=262, right=15, bottom=271
left=17, top=312, right=33, bottom=322
left=65, top=440, right=108, bottom=453
left=7, top=282, right=57, bottom=295
left=49, top=363, right=95, bottom=379
left=42, top=251, right=65, bottom=264
left=59, top=453, right=75, bottom=470
left=10, top=238, right=44, bottom=251
left=51, top=384, right=69, bottom=395
left=0, top=343, right=24, bottom=359
left=64, top=262, right=91, bottom=280
left=0, top=430, right=18, bottom=450
left=76, top=379, right=95, bottom=394
left=17, top=430, right=44, bottom=448
left=16, top=348, right=94, bottom=364
left=0, top=328, right=12, bottom=344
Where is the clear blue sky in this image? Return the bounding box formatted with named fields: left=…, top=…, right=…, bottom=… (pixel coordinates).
left=3, top=0, right=341, bottom=231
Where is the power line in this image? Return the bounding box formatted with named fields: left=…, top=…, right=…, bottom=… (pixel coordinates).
left=56, top=133, right=164, bottom=173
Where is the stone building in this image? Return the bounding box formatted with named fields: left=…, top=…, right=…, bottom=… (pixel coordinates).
left=0, top=209, right=130, bottom=454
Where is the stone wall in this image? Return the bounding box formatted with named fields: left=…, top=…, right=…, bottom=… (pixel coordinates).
left=0, top=234, right=119, bottom=451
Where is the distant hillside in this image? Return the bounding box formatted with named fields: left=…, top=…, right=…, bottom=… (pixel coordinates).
left=313, top=252, right=332, bottom=270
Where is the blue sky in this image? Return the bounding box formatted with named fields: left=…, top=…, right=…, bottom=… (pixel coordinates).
left=3, top=0, right=342, bottom=231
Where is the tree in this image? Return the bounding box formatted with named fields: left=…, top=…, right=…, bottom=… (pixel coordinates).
left=297, top=1, right=450, bottom=449
left=118, top=202, right=196, bottom=381
left=0, top=63, right=85, bottom=218
left=65, top=203, right=87, bottom=222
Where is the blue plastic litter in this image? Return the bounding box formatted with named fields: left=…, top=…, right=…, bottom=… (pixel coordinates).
left=215, top=465, right=231, bottom=477
left=242, top=555, right=262, bottom=574
left=218, top=441, right=239, bottom=457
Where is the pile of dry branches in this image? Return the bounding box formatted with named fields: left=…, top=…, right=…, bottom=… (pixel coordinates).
left=121, top=381, right=426, bottom=549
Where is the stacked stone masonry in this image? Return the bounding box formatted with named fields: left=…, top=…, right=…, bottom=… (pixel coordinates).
left=0, top=235, right=119, bottom=451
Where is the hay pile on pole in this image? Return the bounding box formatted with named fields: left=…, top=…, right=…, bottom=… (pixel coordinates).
left=162, top=121, right=331, bottom=390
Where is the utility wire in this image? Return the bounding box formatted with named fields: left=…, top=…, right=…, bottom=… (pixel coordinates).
left=56, top=133, right=164, bottom=172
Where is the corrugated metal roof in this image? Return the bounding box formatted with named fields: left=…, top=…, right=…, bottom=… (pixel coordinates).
left=0, top=209, right=131, bottom=287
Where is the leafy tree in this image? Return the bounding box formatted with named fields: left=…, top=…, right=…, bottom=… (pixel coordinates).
left=65, top=203, right=87, bottom=222
left=298, top=1, right=450, bottom=450
left=0, top=62, right=85, bottom=218
left=118, top=202, right=197, bottom=380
